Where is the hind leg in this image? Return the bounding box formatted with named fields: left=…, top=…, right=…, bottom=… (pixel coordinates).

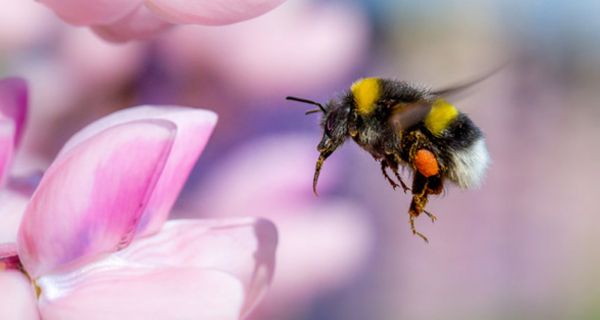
left=408, top=171, right=431, bottom=242
left=422, top=174, right=443, bottom=223
left=407, top=147, right=447, bottom=241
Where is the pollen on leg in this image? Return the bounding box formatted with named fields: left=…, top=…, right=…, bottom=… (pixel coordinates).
left=414, top=149, right=439, bottom=177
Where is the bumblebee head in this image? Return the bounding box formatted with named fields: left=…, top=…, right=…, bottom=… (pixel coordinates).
left=286, top=96, right=350, bottom=195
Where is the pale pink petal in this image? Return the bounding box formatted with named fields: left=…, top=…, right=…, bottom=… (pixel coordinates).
left=117, top=217, right=278, bottom=317
left=58, top=106, right=217, bottom=237
left=92, top=5, right=172, bottom=43
left=145, top=0, right=286, bottom=25
left=17, top=120, right=176, bottom=278
left=0, top=77, right=27, bottom=146
left=0, top=120, right=15, bottom=185
left=38, top=267, right=244, bottom=320
left=0, top=270, right=40, bottom=320
left=0, top=191, right=29, bottom=243
left=39, top=0, right=141, bottom=25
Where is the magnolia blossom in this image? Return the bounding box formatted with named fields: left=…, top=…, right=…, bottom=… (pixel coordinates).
left=0, top=79, right=278, bottom=319
left=38, top=0, right=286, bottom=42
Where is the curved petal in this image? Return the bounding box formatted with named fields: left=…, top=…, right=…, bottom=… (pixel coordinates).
left=17, top=120, right=176, bottom=278
left=117, top=217, right=278, bottom=317
left=0, top=270, right=39, bottom=320
left=38, top=267, right=244, bottom=320
left=92, top=5, right=172, bottom=43
left=0, top=77, right=27, bottom=146
left=0, top=120, right=15, bottom=185
left=39, top=0, right=141, bottom=25
left=58, top=106, right=217, bottom=237
left=145, top=0, right=286, bottom=25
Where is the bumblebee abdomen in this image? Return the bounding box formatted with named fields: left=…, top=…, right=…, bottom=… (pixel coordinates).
left=447, top=137, right=489, bottom=188
left=431, top=113, right=489, bottom=189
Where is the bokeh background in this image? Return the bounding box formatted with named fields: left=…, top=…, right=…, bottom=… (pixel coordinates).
left=2, top=0, right=600, bottom=319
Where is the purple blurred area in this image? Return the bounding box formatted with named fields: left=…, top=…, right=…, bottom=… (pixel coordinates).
left=2, top=0, right=600, bottom=319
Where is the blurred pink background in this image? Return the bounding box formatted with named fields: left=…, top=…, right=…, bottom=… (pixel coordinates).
left=2, top=0, right=600, bottom=319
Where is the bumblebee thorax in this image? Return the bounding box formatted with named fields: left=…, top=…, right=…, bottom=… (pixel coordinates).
left=351, top=77, right=381, bottom=116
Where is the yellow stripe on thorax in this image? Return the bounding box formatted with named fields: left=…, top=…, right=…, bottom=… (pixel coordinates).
left=424, top=99, right=459, bottom=136
left=351, top=78, right=380, bottom=115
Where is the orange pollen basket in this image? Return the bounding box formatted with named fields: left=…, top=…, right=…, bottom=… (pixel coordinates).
left=414, top=149, right=439, bottom=177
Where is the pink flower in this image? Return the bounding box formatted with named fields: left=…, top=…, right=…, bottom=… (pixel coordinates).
left=0, top=78, right=278, bottom=319
left=38, top=0, right=286, bottom=42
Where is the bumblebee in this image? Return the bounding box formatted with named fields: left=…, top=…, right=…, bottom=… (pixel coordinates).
left=287, top=77, right=490, bottom=242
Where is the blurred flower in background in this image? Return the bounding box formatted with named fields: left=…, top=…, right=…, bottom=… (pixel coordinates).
left=2, top=0, right=600, bottom=319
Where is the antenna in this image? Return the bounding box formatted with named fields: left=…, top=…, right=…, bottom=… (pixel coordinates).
left=286, top=96, right=327, bottom=113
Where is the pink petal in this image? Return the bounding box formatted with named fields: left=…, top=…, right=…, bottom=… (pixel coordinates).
left=117, top=217, right=278, bottom=317
left=38, top=267, right=244, bottom=320
left=0, top=77, right=27, bottom=146
left=92, top=5, right=172, bottom=43
left=17, top=120, right=176, bottom=278
left=0, top=270, right=39, bottom=320
left=58, top=106, right=217, bottom=237
left=39, top=0, right=141, bottom=25
left=145, top=0, right=286, bottom=25
left=0, top=120, right=15, bottom=185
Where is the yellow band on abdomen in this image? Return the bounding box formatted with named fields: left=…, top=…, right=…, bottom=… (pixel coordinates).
left=424, top=99, right=459, bottom=136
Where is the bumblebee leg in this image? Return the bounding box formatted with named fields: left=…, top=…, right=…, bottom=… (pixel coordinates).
left=409, top=213, right=429, bottom=243
left=424, top=210, right=438, bottom=223
left=410, top=174, right=439, bottom=225
left=426, top=174, right=444, bottom=195
left=383, top=154, right=411, bottom=192
left=392, top=169, right=410, bottom=193
left=408, top=172, right=430, bottom=242
left=380, top=160, right=400, bottom=190
left=422, top=174, right=442, bottom=223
